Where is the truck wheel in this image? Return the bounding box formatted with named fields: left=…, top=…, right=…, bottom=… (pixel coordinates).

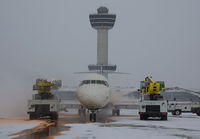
left=140, top=114, right=147, bottom=120
left=174, top=110, right=181, bottom=115
left=51, top=113, right=58, bottom=120
left=172, top=111, right=176, bottom=115
left=196, top=113, right=200, bottom=116
left=140, top=115, right=144, bottom=120
left=29, top=113, right=36, bottom=120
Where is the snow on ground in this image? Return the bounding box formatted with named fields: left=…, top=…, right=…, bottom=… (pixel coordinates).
left=0, top=110, right=200, bottom=139
left=56, top=110, right=200, bottom=139
left=0, top=120, right=39, bottom=139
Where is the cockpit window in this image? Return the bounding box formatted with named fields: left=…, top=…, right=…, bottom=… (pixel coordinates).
left=85, top=80, right=90, bottom=84
left=79, top=80, right=89, bottom=86
left=79, top=80, right=109, bottom=87
left=97, top=80, right=101, bottom=84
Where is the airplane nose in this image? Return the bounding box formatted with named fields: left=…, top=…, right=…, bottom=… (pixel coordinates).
left=77, top=86, right=109, bottom=110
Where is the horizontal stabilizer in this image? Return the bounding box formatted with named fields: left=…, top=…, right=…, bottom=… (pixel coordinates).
left=74, top=71, right=98, bottom=74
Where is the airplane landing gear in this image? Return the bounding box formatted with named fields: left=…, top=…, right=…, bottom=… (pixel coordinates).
left=89, top=111, right=96, bottom=122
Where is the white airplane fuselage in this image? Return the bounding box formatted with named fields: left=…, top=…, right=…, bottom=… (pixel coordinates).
left=76, top=74, right=111, bottom=110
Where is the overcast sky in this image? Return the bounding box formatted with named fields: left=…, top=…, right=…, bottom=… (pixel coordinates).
left=1, top=0, right=200, bottom=87
left=0, top=0, right=200, bottom=115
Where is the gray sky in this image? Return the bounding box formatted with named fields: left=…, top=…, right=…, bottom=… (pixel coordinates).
left=0, top=0, right=200, bottom=116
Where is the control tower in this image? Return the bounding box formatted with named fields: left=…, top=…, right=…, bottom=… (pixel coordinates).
left=89, top=7, right=116, bottom=78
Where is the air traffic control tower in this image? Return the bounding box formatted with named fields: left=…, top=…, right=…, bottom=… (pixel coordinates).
left=88, top=7, right=116, bottom=78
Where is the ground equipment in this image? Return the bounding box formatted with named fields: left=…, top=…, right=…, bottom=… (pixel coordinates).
left=138, top=77, right=168, bottom=120
left=168, top=102, right=200, bottom=116
left=166, top=87, right=200, bottom=116
left=27, top=79, right=62, bottom=120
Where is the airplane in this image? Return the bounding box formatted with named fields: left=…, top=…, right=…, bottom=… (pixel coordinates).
left=76, top=73, right=111, bottom=122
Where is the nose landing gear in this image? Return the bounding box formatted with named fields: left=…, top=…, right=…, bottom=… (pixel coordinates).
left=89, top=111, right=96, bottom=122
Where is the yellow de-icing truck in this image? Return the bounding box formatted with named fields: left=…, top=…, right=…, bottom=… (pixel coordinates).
left=138, top=77, right=168, bottom=120
left=27, top=79, right=62, bottom=120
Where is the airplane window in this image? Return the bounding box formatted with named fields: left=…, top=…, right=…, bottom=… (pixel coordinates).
left=79, top=80, right=109, bottom=87
left=101, top=81, right=109, bottom=87
left=97, top=80, right=101, bottom=84
left=79, top=80, right=90, bottom=86
left=105, top=81, right=109, bottom=87
left=86, top=80, right=90, bottom=84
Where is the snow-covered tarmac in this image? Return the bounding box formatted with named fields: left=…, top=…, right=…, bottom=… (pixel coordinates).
left=0, top=120, right=40, bottom=139
left=0, top=110, right=200, bottom=139
left=56, top=110, right=200, bottom=139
